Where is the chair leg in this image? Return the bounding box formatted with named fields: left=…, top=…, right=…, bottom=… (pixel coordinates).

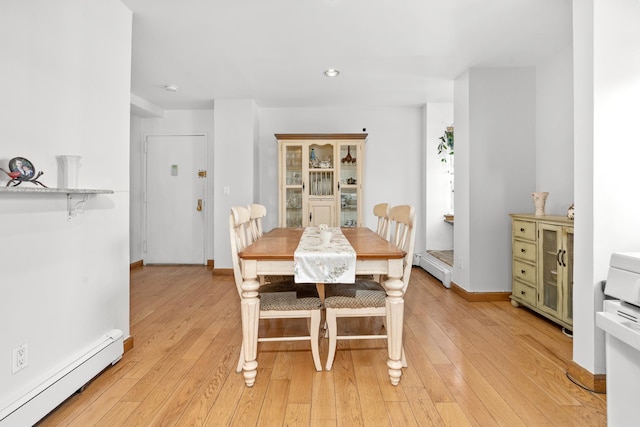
left=310, top=310, right=322, bottom=371
left=236, top=342, right=244, bottom=373
left=325, top=308, right=338, bottom=370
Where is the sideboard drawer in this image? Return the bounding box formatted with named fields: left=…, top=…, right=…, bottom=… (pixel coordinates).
left=512, top=279, right=537, bottom=307
left=513, top=220, right=536, bottom=241
left=513, top=259, right=536, bottom=286
left=513, top=239, right=536, bottom=263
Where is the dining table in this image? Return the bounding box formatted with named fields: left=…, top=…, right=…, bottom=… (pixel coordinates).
left=237, top=226, right=407, bottom=387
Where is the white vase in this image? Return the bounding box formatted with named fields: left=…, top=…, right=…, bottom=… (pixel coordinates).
left=532, top=192, right=549, bottom=216
left=57, top=155, right=81, bottom=188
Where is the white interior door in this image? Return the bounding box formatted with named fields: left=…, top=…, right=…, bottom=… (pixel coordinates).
left=145, top=135, right=206, bottom=264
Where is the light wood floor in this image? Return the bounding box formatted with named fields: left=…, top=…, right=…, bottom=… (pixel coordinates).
left=38, top=266, right=606, bottom=426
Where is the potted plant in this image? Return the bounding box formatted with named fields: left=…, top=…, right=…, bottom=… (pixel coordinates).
left=437, top=126, right=454, bottom=163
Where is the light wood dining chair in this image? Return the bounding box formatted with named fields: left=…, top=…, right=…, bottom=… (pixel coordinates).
left=324, top=204, right=416, bottom=370
left=229, top=206, right=323, bottom=372
left=374, top=202, right=390, bottom=240
left=247, top=203, right=267, bottom=242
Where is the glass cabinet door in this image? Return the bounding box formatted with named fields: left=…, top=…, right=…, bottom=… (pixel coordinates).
left=563, top=228, right=574, bottom=324
left=284, top=145, right=303, bottom=227
left=338, top=143, right=358, bottom=227
left=539, top=224, right=563, bottom=318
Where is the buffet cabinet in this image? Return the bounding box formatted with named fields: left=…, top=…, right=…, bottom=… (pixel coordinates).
left=277, top=133, right=366, bottom=228
left=510, top=214, right=574, bottom=330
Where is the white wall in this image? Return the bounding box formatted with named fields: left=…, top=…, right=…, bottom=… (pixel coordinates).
left=213, top=100, right=258, bottom=269
left=130, top=110, right=215, bottom=263
left=0, top=0, right=131, bottom=413
left=536, top=45, right=575, bottom=215
left=453, top=72, right=470, bottom=289
left=454, top=68, right=536, bottom=292
left=573, top=0, right=640, bottom=375
left=425, top=103, right=454, bottom=251
left=257, top=106, right=426, bottom=257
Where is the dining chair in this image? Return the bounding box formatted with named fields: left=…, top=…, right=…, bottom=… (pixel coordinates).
left=247, top=203, right=267, bottom=242
left=373, top=203, right=390, bottom=240
left=229, top=205, right=323, bottom=372
left=324, top=204, right=416, bottom=370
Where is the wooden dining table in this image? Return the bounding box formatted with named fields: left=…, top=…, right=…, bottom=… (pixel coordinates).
left=237, top=227, right=407, bottom=387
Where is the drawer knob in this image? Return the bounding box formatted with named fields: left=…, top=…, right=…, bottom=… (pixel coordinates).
left=521, top=290, right=526, bottom=295
left=520, top=248, right=526, bottom=253
left=521, top=269, right=526, bottom=274
left=520, top=228, right=525, bottom=232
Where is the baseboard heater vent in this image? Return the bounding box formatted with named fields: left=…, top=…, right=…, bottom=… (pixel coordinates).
left=0, top=329, right=124, bottom=427
left=418, top=252, right=452, bottom=289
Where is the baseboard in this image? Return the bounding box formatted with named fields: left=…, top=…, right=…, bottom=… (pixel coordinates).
left=130, top=260, right=143, bottom=270
left=213, top=268, right=233, bottom=276
left=123, top=336, right=134, bottom=353
left=567, top=360, right=606, bottom=393
left=450, top=281, right=511, bottom=302
left=0, top=330, right=123, bottom=426
left=417, top=253, right=451, bottom=288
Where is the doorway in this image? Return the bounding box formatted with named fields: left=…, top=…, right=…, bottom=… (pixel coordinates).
left=144, top=134, right=207, bottom=264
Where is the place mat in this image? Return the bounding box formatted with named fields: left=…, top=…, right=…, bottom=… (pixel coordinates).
left=294, top=227, right=356, bottom=284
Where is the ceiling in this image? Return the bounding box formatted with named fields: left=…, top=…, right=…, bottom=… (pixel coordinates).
left=122, top=0, right=573, bottom=111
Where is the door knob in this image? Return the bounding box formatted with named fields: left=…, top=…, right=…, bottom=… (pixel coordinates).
left=197, top=199, right=203, bottom=212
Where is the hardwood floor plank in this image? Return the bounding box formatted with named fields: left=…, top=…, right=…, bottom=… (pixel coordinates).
left=36, top=266, right=607, bottom=427
left=283, top=403, right=312, bottom=426
left=257, top=379, right=290, bottom=426
left=435, top=402, right=473, bottom=427
left=353, top=365, right=390, bottom=426
left=125, top=359, right=197, bottom=426
left=66, top=378, right=139, bottom=427
left=175, top=342, right=239, bottom=426
left=385, top=401, right=419, bottom=427
left=332, top=345, right=364, bottom=427
left=404, top=387, right=447, bottom=427
left=310, top=370, right=336, bottom=421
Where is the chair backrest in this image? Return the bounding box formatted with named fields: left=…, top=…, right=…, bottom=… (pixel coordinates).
left=247, top=203, right=267, bottom=242
left=229, top=205, right=252, bottom=296
left=388, top=205, right=416, bottom=293
left=373, top=203, right=390, bottom=240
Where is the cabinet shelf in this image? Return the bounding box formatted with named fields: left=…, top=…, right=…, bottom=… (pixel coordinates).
left=0, top=187, right=114, bottom=220
left=0, top=187, right=113, bottom=195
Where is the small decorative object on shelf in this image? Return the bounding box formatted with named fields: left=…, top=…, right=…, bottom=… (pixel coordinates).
left=532, top=191, right=548, bottom=216
left=341, top=146, right=353, bottom=163
left=1, top=157, right=47, bottom=187
left=567, top=203, right=575, bottom=220
left=57, top=155, right=81, bottom=188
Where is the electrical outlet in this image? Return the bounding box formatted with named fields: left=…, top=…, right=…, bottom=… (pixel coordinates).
left=12, top=343, right=28, bottom=374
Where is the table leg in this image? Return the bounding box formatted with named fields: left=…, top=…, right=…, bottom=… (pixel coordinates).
left=315, top=283, right=325, bottom=301
left=240, top=260, right=260, bottom=387
left=384, top=258, right=405, bottom=386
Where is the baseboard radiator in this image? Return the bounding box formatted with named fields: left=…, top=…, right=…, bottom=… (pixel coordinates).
left=0, top=329, right=123, bottom=427
left=418, top=252, right=452, bottom=289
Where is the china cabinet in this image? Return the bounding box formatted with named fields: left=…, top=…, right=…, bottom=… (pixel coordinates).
left=510, top=214, right=574, bottom=330
left=277, top=133, right=365, bottom=228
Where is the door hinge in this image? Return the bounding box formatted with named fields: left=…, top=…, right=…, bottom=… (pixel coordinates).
left=198, top=170, right=207, bottom=178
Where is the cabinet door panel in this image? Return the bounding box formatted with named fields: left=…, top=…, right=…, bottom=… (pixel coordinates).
left=538, top=224, right=563, bottom=318
left=309, top=200, right=335, bottom=227
left=563, top=228, right=574, bottom=324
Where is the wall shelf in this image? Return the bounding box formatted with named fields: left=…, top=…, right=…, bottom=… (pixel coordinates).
left=0, top=187, right=114, bottom=219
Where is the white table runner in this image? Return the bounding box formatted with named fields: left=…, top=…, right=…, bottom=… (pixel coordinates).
left=294, top=227, right=356, bottom=283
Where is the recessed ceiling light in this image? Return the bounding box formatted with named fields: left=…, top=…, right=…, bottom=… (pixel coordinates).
left=324, top=69, right=340, bottom=77
left=164, top=85, right=178, bottom=92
